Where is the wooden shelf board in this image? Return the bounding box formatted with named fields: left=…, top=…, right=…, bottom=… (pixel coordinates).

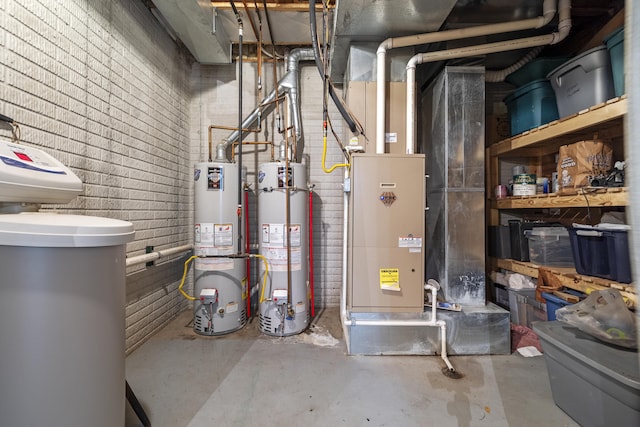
left=493, top=258, right=637, bottom=308
left=493, top=187, right=629, bottom=209
left=490, top=97, right=627, bottom=157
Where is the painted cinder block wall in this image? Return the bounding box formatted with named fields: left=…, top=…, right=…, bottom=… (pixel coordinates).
left=1, top=0, right=347, bottom=352
left=0, top=0, right=192, bottom=353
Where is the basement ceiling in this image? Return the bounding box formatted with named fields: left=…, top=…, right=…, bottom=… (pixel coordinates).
left=148, top=0, right=624, bottom=81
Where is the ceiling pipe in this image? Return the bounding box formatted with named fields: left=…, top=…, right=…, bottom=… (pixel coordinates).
left=405, top=0, right=572, bottom=154
left=376, top=0, right=558, bottom=154
left=217, top=48, right=315, bottom=163
left=309, top=0, right=364, bottom=137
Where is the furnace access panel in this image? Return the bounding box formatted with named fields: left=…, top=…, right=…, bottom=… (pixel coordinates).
left=348, top=153, right=425, bottom=312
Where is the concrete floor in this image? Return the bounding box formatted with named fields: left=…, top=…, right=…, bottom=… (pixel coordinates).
left=125, top=307, right=578, bottom=427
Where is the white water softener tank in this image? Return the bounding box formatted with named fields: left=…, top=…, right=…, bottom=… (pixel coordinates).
left=0, top=141, right=134, bottom=427
left=193, top=162, right=246, bottom=335
left=258, top=162, right=309, bottom=336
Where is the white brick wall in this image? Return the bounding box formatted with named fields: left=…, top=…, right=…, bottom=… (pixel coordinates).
left=0, top=0, right=192, bottom=353
left=1, top=0, right=348, bottom=353
left=190, top=62, right=347, bottom=308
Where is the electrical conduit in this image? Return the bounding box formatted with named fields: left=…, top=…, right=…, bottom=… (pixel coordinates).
left=405, top=0, right=572, bottom=154
left=375, top=0, right=559, bottom=153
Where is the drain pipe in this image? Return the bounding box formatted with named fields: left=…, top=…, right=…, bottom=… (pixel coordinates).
left=375, top=0, right=558, bottom=153
left=485, top=46, right=544, bottom=83
left=405, top=0, right=572, bottom=153
left=217, top=48, right=315, bottom=163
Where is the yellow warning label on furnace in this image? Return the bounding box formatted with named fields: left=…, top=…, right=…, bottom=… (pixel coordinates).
left=380, top=268, right=400, bottom=291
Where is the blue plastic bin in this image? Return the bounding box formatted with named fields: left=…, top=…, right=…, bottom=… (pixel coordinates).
left=542, top=292, right=578, bottom=321
left=568, top=226, right=632, bottom=283
left=504, top=79, right=559, bottom=136
left=604, top=27, right=624, bottom=97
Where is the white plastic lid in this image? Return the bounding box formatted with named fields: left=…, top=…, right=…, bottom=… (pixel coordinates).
left=525, top=226, right=569, bottom=237
left=0, top=213, right=135, bottom=247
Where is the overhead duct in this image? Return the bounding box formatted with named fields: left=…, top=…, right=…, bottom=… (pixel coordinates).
left=376, top=0, right=559, bottom=153
left=217, top=48, right=315, bottom=163
left=151, top=0, right=232, bottom=64
left=405, top=0, right=572, bottom=153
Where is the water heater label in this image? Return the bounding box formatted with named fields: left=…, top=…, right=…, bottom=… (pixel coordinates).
left=226, top=302, right=239, bottom=313
left=195, top=257, right=233, bottom=271
left=207, top=166, right=223, bottom=190
left=214, top=223, right=233, bottom=246
left=277, top=166, right=293, bottom=188
left=199, top=223, right=214, bottom=245
left=288, top=225, right=301, bottom=247
left=262, top=247, right=301, bottom=271
left=380, top=268, right=400, bottom=291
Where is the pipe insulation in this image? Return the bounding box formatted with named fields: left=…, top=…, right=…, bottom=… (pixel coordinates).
left=218, top=48, right=315, bottom=163
left=405, top=0, right=572, bottom=153
left=376, top=0, right=559, bottom=153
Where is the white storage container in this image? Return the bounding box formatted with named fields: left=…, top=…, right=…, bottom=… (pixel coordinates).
left=547, top=46, right=615, bottom=117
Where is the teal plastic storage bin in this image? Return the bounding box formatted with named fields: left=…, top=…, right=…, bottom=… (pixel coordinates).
left=505, top=57, right=569, bottom=87
left=605, top=27, right=624, bottom=96
left=504, top=79, right=559, bottom=136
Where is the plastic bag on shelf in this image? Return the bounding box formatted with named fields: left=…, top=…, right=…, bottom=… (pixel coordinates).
left=555, top=289, right=637, bottom=349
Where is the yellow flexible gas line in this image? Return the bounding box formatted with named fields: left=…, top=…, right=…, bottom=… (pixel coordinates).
left=252, top=254, right=270, bottom=303
left=179, top=255, right=199, bottom=301
left=321, top=133, right=349, bottom=173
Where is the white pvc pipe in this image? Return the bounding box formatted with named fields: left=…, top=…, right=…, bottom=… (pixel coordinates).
left=341, top=272, right=455, bottom=370
left=405, top=60, right=418, bottom=154
left=485, top=46, right=544, bottom=83
left=376, top=0, right=558, bottom=153
left=341, top=167, right=351, bottom=351
left=126, top=244, right=193, bottom=267
left=405, top=0, right=572, bottom=153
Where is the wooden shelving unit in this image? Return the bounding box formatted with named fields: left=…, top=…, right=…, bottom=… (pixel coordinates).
left=489, top=97, right=627, bottom=157
left=492, top=258, right=636, bottom=309
left=486, top=96, right=632, bottom=309
left=492, top=187, right=629, bottom=209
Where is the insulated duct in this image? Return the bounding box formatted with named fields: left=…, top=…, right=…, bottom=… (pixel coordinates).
left=376, top=0, right=559, bottom=153
left=405, top=0, right=572, bottom=153
left=217, top=48, right=315, bottom=163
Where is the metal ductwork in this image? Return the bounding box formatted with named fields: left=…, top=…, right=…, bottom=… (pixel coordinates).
left=217, top=48, right=315, bottom=163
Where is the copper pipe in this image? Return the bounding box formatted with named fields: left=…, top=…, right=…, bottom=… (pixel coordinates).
left=208, top=124, right=261, bottom=161
left=241, top=1, right=260, bottom=42
left=209, top=124, right=261, bottom=133
left=230, top=140, right=275, bottom=162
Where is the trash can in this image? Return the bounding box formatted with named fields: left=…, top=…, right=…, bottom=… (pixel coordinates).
left=0, top=213, right=134, bottom=427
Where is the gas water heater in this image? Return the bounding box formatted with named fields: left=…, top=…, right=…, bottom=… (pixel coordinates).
left=193, top=161, right=246, bottom=335
left=257, top=161, right=309, bottom=336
